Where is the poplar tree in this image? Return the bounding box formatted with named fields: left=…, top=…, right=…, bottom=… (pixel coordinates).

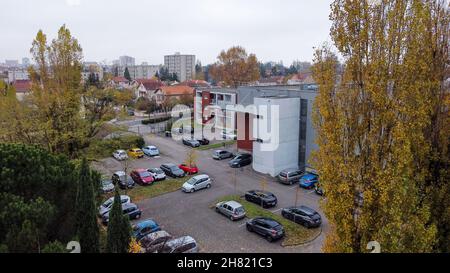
left=312, top=0, right=448, bottom=252
left=124, top=67, right=131, bottom=82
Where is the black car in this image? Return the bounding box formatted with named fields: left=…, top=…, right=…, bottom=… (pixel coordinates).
left=244, top=190, right=277, bottom=208
left=182, top=138, right=200, bottom=148
left=246, top=217, right=285, bottom=242
left=212, top=150, right=234, bottom=160
left=101, top=203, right=142, bottom=225
left=281, top=206, right=322, bottom=228
left=160, top=163, right=186, bottom=178
left=112, top=171, right=135, bottom=189
left=196, top=138, right=210, bottom=145
left=229, top=153, right=252, bottom=168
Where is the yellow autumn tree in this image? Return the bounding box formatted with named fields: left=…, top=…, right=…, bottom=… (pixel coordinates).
left=209, top=46, right=260, bottom=88
left=312, top=0, right=448, bottom=253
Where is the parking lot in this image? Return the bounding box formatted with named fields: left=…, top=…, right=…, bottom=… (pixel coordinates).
left=93, top=129, right=328, bottom=253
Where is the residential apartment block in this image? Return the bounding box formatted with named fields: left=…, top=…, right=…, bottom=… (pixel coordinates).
left=164, top=53, right=195, bottom=82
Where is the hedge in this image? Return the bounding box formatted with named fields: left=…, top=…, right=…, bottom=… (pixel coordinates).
left=141, top=116, right=172, bottom=125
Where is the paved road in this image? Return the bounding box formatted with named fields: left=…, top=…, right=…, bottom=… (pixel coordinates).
left=94, top=124, right=328, bottom=253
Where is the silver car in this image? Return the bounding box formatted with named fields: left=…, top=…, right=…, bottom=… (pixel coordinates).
left=98, top=195, right=131, bottom=216
left=277, top=168, right=304, bottom=185
left=215, top=201, right=246, bottom=221
left=157, top=236, right=199, bottom=253
left=182, top=174, right=212, bottom=193
left=113, top=149, right=128, bottom=161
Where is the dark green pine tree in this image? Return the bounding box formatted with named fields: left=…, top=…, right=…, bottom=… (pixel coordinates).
left=75, top=158, right=100, bottom=253
left=124, top=67, right=131, bottom=81
left=106, top=188, right=131, bottom=253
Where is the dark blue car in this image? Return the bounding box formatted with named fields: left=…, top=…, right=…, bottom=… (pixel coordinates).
left=299, top=173, right=319, bottom=189
left=132, top=219, right=161, bottom=240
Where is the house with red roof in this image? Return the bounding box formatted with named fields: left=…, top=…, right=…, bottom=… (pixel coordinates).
left=133, top=79, right=165, bottom=98
left=12, top=79, right=32, bottom=101
left=152, top=85, right=195, bottom=105
left=108, top=76, right=131, bottom=89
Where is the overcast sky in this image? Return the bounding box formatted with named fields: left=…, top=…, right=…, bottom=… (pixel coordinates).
left=0, top=0, right=333, bottom=65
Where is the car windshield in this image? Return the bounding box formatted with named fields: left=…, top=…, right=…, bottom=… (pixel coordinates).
left=235, top=207, right=245, bottom=214
left=279, top=172, right=287, bottom=178
left=140, top=171, right=151, bottom=178
left=186, top=178, right=198, bottom=185
left=102, top=180, right=112, bottom=186
left=152, top=169, right=163, bottom=174
left=170, top=166, right=180, bottom=171
left=103, top=200, right=112, bottom=207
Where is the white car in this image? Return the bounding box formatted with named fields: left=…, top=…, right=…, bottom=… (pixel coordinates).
left=98, top=195, right=131, bottom=216
left=113, top=149, right=128, bottom=161
left=182, top=174, right=212, bottom=193
left=148, top=168, right=166, bottom=181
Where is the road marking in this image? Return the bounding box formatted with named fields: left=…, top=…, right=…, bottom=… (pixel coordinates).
left=289, top=185, right=298, bottom=190
left=307, top=190, right=315, bottom=194
left=270, top=208, right=282, bottom=213
left=238, top=222, right=247, bottom=228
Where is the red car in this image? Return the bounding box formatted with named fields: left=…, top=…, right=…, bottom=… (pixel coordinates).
left=178, top=164, right=199, bottom=175
left=130, top=169, right=155, bottom=185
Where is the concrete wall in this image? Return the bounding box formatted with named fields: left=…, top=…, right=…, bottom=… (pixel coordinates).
left=252, top=97, right=300, bottom=177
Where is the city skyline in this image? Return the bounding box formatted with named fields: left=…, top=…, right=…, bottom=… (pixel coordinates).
left=0, top=0, right=333, bottom=65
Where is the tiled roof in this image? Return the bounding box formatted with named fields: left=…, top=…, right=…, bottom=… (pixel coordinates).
left=180, top=80, right=210, bottom=88
left=112, top=76, right=129, bottom=83
left=12, top=80, right=32, bottom=93
left=157, top=85, right=194, bottom=96
left=137, top=79, right=165, bottom=90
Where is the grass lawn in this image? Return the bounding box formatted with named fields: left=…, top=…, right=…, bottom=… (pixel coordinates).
left=197, top=140, right=236, bottom=151
left=118, top=177, right=190, bottom=203
left=214, top=195, right=322, bottom=247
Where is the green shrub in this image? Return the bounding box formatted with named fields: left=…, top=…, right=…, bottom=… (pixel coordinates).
left=141, top=116, right=172, bottom=125
left=86, top=135, right=145, bottom=159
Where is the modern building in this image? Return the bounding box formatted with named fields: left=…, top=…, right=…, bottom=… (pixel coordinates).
left=126, top=65, right=160, bottom=80
left=7, top=69, right=29, bottom=83
left=194, top=84, right=319, bottom=176
left=164, top=53, right=195, bottom=82
left=194, top=88, right=237, bottom=133
left=21, top=58, right=30, bottom=67
left=81, top=62, right=104, bottom=82
left=119, top=55, right=135, bottom=67
left=5, top=60, right=19, bottom=67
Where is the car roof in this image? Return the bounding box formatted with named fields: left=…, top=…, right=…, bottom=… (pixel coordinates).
left=254, top=217, right=280, bottom=227
left=134, top=169, right=148, bottom=172
left=163, top=163, right=177, bottom=167
left=116, top=149, right=126, bottom=153
left=123, top=203, right=137, bottom=210
left=146, top=230, right=171, bottom=240
left=302, top=173, right=318, bottom=178
left=249, top=190, right=272, bottom=195
left=131, top=148, right=142, bottom=150
left=114, top=171, right=126, bottom=176
left=192, top=174, right=209, bottom=180
left=166, top=236, right=196, bottom=247
left=297, top=206, right=317, bottom=215
left=136, top=219, right=157, bottom=228
left=224, top=201, right=243, bottom=208
left=145, top=145, right=157, bottom=149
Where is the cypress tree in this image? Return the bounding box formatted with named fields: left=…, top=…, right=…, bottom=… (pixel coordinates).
left=124, top=67, right=131, bottom=81
left=75, top=158, right=100, bottom=253
left=106, top=188, right=131, bottom=253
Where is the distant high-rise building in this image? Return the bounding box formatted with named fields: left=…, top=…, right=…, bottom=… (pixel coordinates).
left=5, top=60, right=19, bottom=67
left=164, top=53, right=195, bottom=82
left=119, top=55, right=135, bottom=67
left=22, top=58, right=30, bottom=67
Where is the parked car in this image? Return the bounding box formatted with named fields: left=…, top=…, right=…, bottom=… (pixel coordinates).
left=128, top=148, right=144, bottom=159
left=160, top=163, right=186, bottom=178
left=314, top=183, right=324, bottom=196
left=244, top=190, right=277, bottom=208
left=278, top=168, right=304, bottom=185
left=196, top=138, right=210, bottom=145
left=148, top=168, right=166, bottom=181
left=132, top=219, right=161, bottom=241
left=98, top=195, right=131, bottom=217
left=215, top=201, right=246, bottom=221
left=142, top=145, right=160, bottom=157
left=112, top=171, right=135, bottom=189
left=101, top=178, right=114, bottom=193
left=130, top=169, right=155, bottom=185
left=157, top=236, right=199, bottom=253
left=182, top=137, right=200, bottom=148
left=178, top=163, right=199, bottom=175
left=102, top=203, right=142, bottom=225
left=246, top=217, right=285, bottom=242
left=127, top=109, right=135, bottom=116
left=281, top=206, right=322, bottom=228
left=182, top=174, right=212, bottom=193
left=229, top=153, right=252, bottom=168
left=139, top=230, right=172, bottom=253
left=299, top=173, right=319, bottom=189
left=113, top=149, right=128, bottom=161
left=212, top=150, right=234, bottom=160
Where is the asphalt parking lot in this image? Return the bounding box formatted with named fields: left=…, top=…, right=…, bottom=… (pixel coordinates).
left=93, top=130, right=328, bottom=253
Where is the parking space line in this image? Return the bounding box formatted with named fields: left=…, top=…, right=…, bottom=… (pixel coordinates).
left=238, top=222, right=247, bottom=228
left=307, top=190, right=315, bottom=194
left=269, top=208, right=281, bottom=214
